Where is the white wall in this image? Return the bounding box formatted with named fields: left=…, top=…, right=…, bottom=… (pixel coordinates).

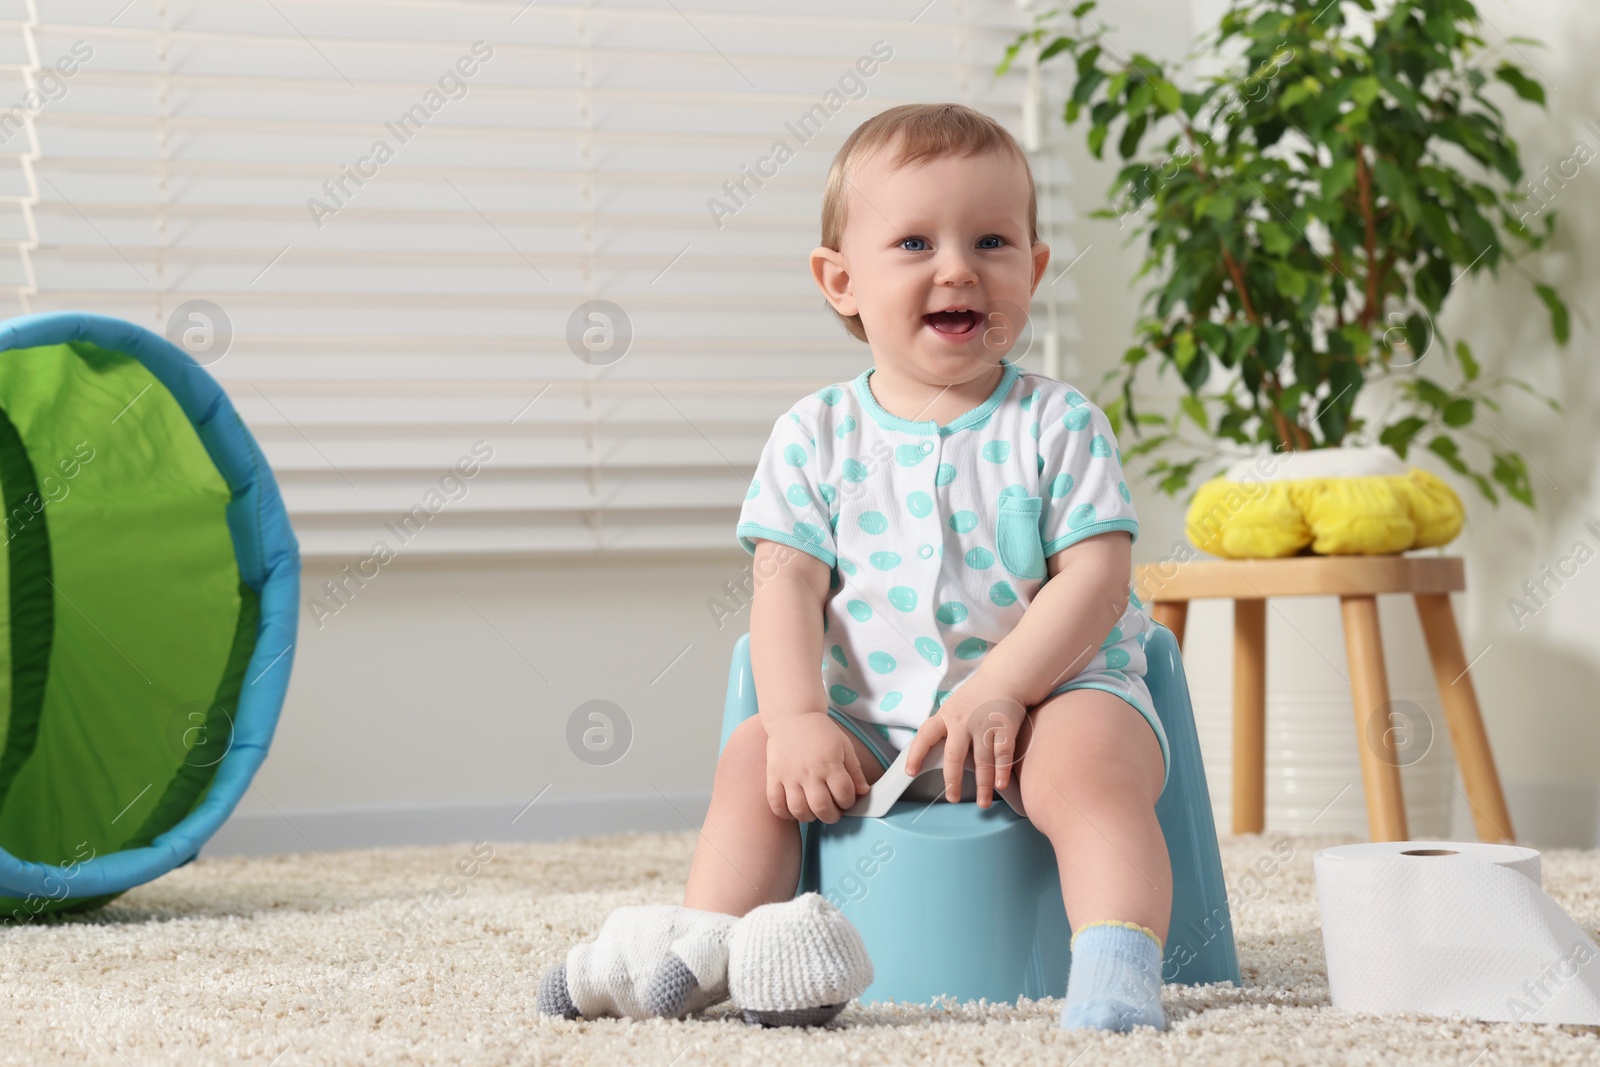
left=212, top=0, right=1600, bottom=855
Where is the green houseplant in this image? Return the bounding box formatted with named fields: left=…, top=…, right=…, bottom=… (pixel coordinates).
left=999, top=0, right=1569, bottom=508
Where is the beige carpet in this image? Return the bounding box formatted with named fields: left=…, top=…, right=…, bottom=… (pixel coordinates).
left=3, top=829, right=1599, bottom=1066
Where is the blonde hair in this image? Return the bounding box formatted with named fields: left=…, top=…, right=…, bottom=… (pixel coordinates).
left=819, top=103, right=1039, bottom=343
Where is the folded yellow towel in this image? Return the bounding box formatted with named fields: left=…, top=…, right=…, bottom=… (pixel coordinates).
left=1186, top=463, right=1464, bottom=559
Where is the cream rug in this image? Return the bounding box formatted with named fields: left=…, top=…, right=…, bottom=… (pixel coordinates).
left=3, top=830, right=1598, bottom=1065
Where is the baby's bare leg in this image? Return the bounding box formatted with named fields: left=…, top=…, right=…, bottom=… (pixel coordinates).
left=1017, top=687, right=1171, bottom=943
left=683, top=714, right=885, bottom=916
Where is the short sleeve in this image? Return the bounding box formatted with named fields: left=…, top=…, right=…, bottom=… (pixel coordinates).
left=1037, top=386, right=1139, bottom=556
left=736, top=408, right=838, bottom=568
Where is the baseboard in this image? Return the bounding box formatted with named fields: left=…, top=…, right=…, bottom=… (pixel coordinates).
left=201, top=779, right=1600, bottom=859
left=201, top=791, right=714, bottom=857
left=1465, top=779, right=1600, bottom=849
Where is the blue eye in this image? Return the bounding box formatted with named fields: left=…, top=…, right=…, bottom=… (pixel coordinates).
left=900, top=237, right=930, bottom=252
left=978, top=235, right=1005, bottom=249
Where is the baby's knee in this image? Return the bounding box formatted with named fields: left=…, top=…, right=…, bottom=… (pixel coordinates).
left=716, top=715, right=770, bottom=780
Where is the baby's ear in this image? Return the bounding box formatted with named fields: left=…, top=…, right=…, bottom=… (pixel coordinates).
left=809, top=246, right=856, bottom=316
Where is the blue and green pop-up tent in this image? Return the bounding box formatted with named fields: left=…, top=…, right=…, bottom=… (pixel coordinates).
left=0, top=312, right=298, bottom=918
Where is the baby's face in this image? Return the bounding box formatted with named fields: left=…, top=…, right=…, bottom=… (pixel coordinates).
left=812, top=145, right=1049, bottom=378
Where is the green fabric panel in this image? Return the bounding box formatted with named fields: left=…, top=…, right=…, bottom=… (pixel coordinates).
left=0, top=405, right=53, bottom=815
left=122, top=581, right=261, bottom=852
left=0, top=434, right=14, bottom=758
left=0, top=342, right=240, bottom=896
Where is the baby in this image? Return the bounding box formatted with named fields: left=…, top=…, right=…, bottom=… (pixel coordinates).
left=545, top=102, right=1173, bottom=1033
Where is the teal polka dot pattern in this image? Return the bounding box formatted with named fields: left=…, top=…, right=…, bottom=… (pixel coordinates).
left=895, top=444, right=929, bottom=467
left=739, top=368, right=1148, bottom=742
left=794, top=521, right=827, bottom=545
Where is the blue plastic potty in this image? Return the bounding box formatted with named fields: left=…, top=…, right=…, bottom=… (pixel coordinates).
left=717, top=621, right=1240, bottom=1005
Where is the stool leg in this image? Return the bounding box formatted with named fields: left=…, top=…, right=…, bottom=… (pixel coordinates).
left=1232, top=598, right=1266, bottom=835
left=1152, top=600, right=1188, bottom=650
left=1339, top=595, right=1409, bottom=841
left=1414, top=593, right=1516, bottom=843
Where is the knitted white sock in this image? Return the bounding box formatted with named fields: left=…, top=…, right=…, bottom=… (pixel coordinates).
left=728, top=893, right=874, bottom=1027
left=1059, top=920, right=1167, bottom=1032
left=546, top=904, right=736, bottom=1021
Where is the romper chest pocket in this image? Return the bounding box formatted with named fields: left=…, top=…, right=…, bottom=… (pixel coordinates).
left=996, top=495, right=1046, bottom=580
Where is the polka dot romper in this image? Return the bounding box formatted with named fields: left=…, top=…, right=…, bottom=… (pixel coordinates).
left=737, top=359, right=1169, bottom=794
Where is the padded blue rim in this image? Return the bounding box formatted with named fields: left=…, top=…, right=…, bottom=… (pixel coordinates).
left=0, top=311, right=301, bottom=902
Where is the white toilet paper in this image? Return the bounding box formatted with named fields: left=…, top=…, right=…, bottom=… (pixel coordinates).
left=1314, top=840, right=1600, bottom=1025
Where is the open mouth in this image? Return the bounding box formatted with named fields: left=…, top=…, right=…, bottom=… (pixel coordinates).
left=923, top=309, right=983, bottom=337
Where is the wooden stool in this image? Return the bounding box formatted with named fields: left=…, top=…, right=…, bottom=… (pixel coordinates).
left=1133, top=555, right=1514, bottom=844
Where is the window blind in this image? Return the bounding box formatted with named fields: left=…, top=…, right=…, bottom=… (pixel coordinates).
left=1, top=0, right=1079, bottom=558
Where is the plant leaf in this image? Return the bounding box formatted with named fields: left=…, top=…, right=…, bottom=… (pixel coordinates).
left=1494, top=63, right=1545, bottom=106
left=1180, top=394, right=1207, bottom=432
left=1427, top=435, right=1468, bottom=475
left=1442, top=397, right=1475, bottom=427
left=1492, top=450, right=1534, bottom=507
left=1534, top=283, right=1570, bottom=345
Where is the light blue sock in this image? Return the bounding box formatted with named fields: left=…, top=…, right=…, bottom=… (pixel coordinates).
left=1059, top=921, right=1167, bottom=1032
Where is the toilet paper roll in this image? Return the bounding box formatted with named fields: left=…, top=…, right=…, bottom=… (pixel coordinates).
left=1314, top=840, right=1600, bottom=1025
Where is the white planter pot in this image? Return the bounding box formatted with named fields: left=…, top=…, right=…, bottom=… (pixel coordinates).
left=1182, top=445, right=1458, bottom=838
left=1183, top=594, right=1455, bottom=838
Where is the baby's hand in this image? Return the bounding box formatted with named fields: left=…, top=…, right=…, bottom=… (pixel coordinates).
left=763, top=713, right=870, bottom=824
left=903, top=675, right=1029, bottom=808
